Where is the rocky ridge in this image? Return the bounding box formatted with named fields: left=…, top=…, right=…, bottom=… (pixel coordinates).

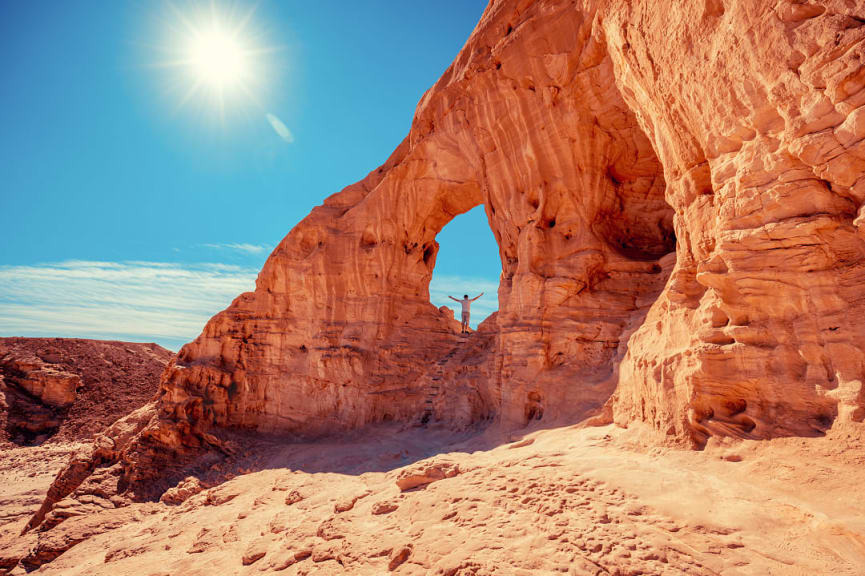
left=0, top=338, right=172, bottom=445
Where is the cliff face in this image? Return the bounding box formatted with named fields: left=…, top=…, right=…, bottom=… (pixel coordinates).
left=602, top=0, right=865, bottom=445
left=154, top=0, right=865, bottom=452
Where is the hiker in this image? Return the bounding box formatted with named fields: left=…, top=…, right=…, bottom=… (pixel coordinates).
left=448, top=292, right=484, bottom=334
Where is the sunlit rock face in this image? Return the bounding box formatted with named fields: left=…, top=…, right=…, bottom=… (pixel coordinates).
left=602, top=0, right=865, bottom=446
left=154, top=0, right=865, bottom=452
left=19, top=3, right=865, bottom=565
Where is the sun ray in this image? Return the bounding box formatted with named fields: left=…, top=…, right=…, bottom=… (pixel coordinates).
left=165, top=1, right=202, bottom=39
left=231, top=1, right=260, bottom=37
left=153, top=0, right=277, bottom=118
left=176, top=79, right=204, bottom=110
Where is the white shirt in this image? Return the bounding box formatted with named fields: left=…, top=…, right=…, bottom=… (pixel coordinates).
left=458, top=298, right=471, bottom=314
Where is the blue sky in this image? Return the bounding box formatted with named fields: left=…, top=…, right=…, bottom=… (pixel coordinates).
left=0, top=1, right=499, bottom=349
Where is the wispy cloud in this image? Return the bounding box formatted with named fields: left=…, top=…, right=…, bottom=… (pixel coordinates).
left=0, top=263, right=500, bottom=349
left=200, top=242, right=272, bottom=255
left=0, top=260, right=258, bottom=350
left=265, top=112, right=294, bottom=143
left=429, top=274, right=500, bottom=327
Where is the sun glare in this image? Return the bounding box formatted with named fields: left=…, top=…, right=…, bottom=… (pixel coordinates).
left=155, top=2, right=278, bottom=119
left=188, top=25, right=248, bottom=89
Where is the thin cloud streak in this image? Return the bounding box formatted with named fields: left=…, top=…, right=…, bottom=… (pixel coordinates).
left=0, top=263, right=500, bottom=348
left=200, top=242, right=272, bottom=255
left=0, top=260, right=258, bottom=350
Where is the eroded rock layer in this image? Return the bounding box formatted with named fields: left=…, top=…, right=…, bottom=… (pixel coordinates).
left=157, top=0, right=678, bottom=449
left=602, top=0, right=865, bottom=446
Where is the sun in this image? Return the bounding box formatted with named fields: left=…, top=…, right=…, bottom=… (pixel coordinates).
left=187, top=24, right=249, bottom=89
left=155, top=2, right=277, bottom=118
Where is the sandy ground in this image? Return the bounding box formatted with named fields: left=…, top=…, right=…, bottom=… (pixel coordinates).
left=0, top=444, right=82, bottom=531
left=0, top=443, right=83, bottom=569
left=4, top=422, right=864, bottom=575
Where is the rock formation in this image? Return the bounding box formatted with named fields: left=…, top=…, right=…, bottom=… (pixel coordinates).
left=601, top=0, right=865, bottom=447
left=27, top=0, right=865, bottom=534
left=156, top=0, right=679, bottom=452
left=0, top=338, right=172, bottom=445
left=154, top=0, right=864, bottom=449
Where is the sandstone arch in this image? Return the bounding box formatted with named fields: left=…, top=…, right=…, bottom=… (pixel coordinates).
left=162, top=135, right=489, bottom=436
left=158, top=0, right=865, bottom=453
left=153, top=0, right=680, bottom=448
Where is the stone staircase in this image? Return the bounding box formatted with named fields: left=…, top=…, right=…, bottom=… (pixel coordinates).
left=420, top=334, right=469, bottom=424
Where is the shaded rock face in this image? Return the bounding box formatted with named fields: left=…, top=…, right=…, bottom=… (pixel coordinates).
left=0, top=339, right=172, bottom=445
left=153, top=0, right=865, bottom=451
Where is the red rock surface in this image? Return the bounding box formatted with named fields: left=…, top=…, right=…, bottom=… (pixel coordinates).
left=601, top=0, right=865, bottom=447
left=151, top=0, right=679, bottom=458
left=0, top=338, right=172, bottom=445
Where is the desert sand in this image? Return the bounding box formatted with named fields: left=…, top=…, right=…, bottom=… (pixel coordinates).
left=3, top=420, right=864, bottom=575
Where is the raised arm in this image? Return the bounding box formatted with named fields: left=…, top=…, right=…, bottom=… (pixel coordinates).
left=471, top=292, right=484, bottom=301
left=448, top=295, right=460, bottom=302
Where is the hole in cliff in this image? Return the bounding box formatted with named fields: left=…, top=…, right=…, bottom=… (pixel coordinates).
left=525, top=391, right=544, bottom=423
left=738, top=416, right=757, bottom=434
left=725, top=399, right=747, bottom=416
left=428, top=205, right=500, bottom=330
left=422, top=244, right=435, bottom=265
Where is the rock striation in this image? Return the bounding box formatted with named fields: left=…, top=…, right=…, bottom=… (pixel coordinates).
left=30, top=0, right=865, bottom=529
left=601, top=0, right=865, bottom=446
left=152, top=0, right=679, bottom=457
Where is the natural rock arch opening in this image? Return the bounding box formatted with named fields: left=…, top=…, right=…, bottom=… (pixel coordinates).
left=427, top=205, right=501, bottom=331
left=147, top=0, right=689, bottom=441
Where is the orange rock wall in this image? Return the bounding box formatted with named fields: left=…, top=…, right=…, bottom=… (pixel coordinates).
left=602, top=0, right=865, bottom=445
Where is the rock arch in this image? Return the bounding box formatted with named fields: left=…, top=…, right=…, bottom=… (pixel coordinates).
left=162, top=134, right=489, bottom=437
left=156, top=0, right=681, bottom=446
left=105, top=0, right=865, bottom=460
